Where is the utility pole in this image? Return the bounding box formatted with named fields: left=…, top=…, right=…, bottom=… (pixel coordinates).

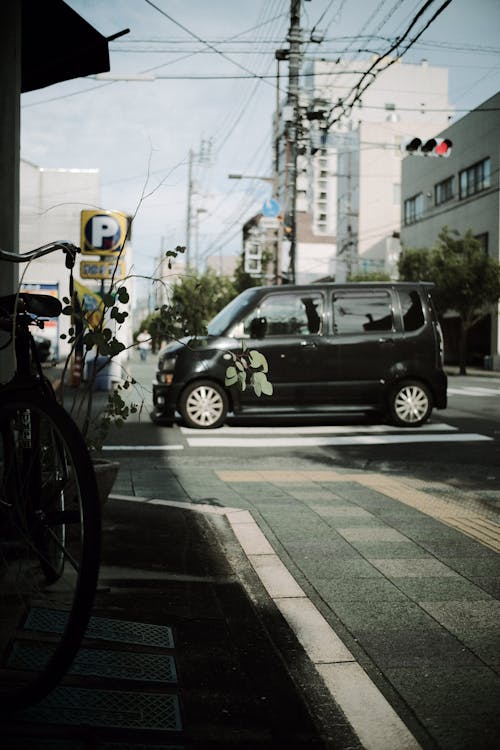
left=285, top=0, right=302, bottom=284
left=185, top=139, right=211, bottom=271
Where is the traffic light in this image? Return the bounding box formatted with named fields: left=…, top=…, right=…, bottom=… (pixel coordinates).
left=403, top=137, right=452, bottom=157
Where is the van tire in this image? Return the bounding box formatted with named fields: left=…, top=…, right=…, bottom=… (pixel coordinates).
left=179, top=380, right=228, bottom=429
left=388, top=380, right=432, bottom=427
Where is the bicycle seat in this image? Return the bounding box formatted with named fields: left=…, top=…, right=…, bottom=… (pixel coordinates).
left=0, top=293, right=62, bottom=319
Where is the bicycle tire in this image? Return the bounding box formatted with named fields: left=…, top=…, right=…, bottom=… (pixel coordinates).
left=0, top=387, right=101, bottom=711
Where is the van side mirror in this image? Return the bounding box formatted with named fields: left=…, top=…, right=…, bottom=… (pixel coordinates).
left=250, top=316, right=267, bottom=339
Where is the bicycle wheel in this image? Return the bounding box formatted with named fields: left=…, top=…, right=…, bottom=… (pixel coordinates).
left=0, top=388, right=101, bottom=711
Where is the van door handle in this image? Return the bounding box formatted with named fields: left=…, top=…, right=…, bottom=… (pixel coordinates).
left=300, top=340, right=317, bottom=348
left=378, top=337, right=395, bottom=343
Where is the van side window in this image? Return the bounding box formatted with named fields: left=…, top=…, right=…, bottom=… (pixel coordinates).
left=243, top=293, right=323, bottom=336
left=332, top=292, right=393, bottom=334
left=400, top=290, right=425, bottom=331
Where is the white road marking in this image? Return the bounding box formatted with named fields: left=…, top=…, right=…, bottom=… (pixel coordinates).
left=448, top=386, right=500, bottom=396
left=181, top=422, right=456, bottom=435
left=102, top=444, right=184, bottom=451
left=186, top=432, right=491, bottom=448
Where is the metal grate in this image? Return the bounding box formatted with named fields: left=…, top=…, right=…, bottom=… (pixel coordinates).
left=19, top=686, right=182, bottom=730
left=5, top=741, right=185, bottom=750
left=3, top=741, right=84, bottom=750
left=24, top=608, right=175, bottom=648
left=8, top=642, right=177, bottom=683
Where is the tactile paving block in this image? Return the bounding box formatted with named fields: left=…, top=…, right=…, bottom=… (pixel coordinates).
left=19, top=686, right=182, bottom=730
left=8, top=641, right=177, bottom=682
left=24, top=608, right=175, bottom=648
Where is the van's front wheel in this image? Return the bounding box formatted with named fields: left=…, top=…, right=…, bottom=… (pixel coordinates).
left=179, top=380, right=228, bottom=429
left=388, top=380, right=432, bottom=427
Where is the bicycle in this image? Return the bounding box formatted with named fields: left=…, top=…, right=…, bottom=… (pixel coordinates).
left=0, top=241, right=101, bottom=712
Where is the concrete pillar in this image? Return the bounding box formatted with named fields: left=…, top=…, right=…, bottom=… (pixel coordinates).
left=0, top=1, right=21, bottom=381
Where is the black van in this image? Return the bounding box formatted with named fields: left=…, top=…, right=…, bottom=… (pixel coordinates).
left=152, top=282, right=447, bottom=429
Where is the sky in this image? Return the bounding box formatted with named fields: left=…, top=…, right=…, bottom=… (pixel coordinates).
left=20, top=0, right=500, bottom=286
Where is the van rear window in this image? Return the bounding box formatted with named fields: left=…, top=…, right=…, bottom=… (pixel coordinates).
left=332, top=292, right=393, bottom=334
left=400, top=290, right=425, bottom=331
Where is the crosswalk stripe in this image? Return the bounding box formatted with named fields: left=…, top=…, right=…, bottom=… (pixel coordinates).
left=186, top=433, right=492, bottom=448
left=448, top=386, right=500, bottom=396
left=181, top=422, right=456, bottom=436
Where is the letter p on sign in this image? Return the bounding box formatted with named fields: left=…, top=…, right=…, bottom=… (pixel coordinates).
left=81, top=210, right=128, bottom=255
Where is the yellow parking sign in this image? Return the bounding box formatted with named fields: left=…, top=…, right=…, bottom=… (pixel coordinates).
left=81, top=210, right=129, bottom=255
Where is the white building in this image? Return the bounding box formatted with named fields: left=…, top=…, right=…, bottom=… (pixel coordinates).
left=302, top=57, right=453, bottom=280
left=19, top=159, right=133, bottom=360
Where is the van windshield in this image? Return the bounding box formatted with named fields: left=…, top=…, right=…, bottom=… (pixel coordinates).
left=207, top=288, right=258, bottom=336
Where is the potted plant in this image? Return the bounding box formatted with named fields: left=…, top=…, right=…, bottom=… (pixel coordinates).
left=57, top=244, right=271, bottom=503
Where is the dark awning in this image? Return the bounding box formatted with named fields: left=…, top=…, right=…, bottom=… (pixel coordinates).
left=21, top=0, right=112, bottom=93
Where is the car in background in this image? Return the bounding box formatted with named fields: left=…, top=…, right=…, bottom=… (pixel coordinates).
left=152, top=282, right=447, bottom=429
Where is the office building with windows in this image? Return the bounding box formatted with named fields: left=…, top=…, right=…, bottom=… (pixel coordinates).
left=400, top=91, right=500, bottom=365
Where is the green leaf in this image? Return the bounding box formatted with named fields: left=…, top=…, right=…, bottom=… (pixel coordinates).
left=261, top=378, right=273, bottom=395
left=225, top=365, right=238, bottom=386
left=248, top=350, right=268, bottom=372
left=237, top=371, right=246, bottom=391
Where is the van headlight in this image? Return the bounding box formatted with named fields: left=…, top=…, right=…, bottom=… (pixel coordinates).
left=157, top=355, right=177, bottom=384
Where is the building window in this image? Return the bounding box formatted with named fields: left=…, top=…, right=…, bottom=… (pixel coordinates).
left=319, top=191, right=327, bottom=200
left=459, top=158, right=491, bottom=199
left=435, top=176, right=454, bottom=205
left=475, top=232, right=489, bottom=253
left=404, top=193, right=424, bottom=225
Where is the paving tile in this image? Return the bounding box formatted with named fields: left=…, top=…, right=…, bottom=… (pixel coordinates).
left=392, top=576, right=494, bottom=601
left=387, top=521, right=469, bottom=542
left=418, top=539, right=499, bottom=559
left=456, top=631, right=500, bottom=666
left=285, top=539, right=363, bottom=560
left=308, top=559, right=385, bottom=579
left=370, top=558, right=461, bottom=578
left=336, top=527, right=409, bottom=542
left=384, top=664, right=500, bottom=718
left=310, top=505, right=376, bottom=519
left=441, top=557, right=500, bottom=578
left=329, top=599, right=439, bottom=631
left=314, top=577, right=409, bottom=602
left=424, top=712, right=500, bottom=750
left=470, top=576, right=500, bottom=597
left=419, top=599, right=500, bottom=631
left=348, top=541, right=435, bottom=559
left=355, top=628, right=485, bottom=668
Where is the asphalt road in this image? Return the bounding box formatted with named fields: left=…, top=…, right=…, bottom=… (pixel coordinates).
left=104, top=355, right=500, bottom=494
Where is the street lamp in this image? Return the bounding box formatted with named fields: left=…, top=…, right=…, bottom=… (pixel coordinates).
left=228, top=174, right=274, bottom=183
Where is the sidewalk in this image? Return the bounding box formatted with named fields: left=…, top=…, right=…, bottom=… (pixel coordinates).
left=4, top=457, right=499, bottom=749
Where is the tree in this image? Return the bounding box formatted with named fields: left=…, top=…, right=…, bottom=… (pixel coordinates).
left=348, top=271, right=391, bottom=282
left=144, top=268, right=237, bottom=346
left=397, top=247, right=433, bottom=282
left=398, top=227, right=500, bottom=374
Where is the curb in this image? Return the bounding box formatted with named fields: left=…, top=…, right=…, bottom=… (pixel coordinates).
left=111, top=493, right=422, bottom=750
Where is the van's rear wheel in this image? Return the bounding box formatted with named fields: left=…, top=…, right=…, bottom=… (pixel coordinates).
left=388, top=380, right=432, bottom=427
left=179, top=380, right=228, bottom=429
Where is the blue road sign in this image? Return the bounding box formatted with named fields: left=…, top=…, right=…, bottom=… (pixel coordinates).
left=261, top=199, right=280, bottom=218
